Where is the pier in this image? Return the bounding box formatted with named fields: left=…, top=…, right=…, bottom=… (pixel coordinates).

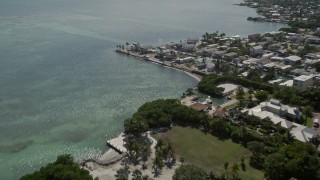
left=106, top=133, right=127, bottom=154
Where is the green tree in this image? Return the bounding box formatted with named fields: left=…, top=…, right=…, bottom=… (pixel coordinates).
left=172, top=164, right=207, bottom=180
left=124, top=117, right=149, bottom=136
left=264, top=153, right=287, bottom=180
left=132, top=169, right=142, bottom=180
left=231, top=163, right=240, bottom=179
left=314, top=61, right=320, bottom=72
left=255, top=90, right=269, bottom=102
left=236, top=86, right=246, bottom=108
left=152, top=153, right=164, bottom=177
left=21, top=154, right=94, bottom=180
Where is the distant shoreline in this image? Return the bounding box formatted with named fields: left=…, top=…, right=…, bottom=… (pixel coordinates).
left=115, top=49, right=202, bottom=82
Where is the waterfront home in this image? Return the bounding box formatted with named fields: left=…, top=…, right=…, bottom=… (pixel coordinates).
left=250, top=45, right=263, bottom=57
left=189, top=103, right=210, bottom=112
left=217, top=83, right=238, bottom=96
left=139, top=45, right=153, bottom=54
left=175, top=57, right=194, bottom=64
left=187, top=37, right=199, bottom=44
left=197, top=47, right=215, bottom=57
left=248, top=33, right=261, bottom=42
left=212, top=106, right=229, bottom=118
left=246, top=101, right=318, bottom=142
left=181, top=44, right=196, bottom=52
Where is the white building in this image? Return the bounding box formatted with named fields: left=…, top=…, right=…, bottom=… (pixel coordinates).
left=284, top=55, right=302, bottom=65
left=250, top=45, right=263, bottom=56
left=246, top=101, right=317, bottom=142
left=293, top=75, right=315, bottom=91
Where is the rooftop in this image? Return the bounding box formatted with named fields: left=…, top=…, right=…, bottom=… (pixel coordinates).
left=294, top=75, right=314, bottom=81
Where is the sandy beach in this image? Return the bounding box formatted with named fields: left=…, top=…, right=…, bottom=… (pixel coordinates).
left=83, top=132, right=180, bottom=180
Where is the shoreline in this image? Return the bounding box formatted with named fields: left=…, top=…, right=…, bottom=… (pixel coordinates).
left=116, top=49, right=202, bottom=82
left=82, top=131, right=181, bottom=180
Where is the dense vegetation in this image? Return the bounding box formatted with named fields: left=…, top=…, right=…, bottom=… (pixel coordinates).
left=173, top=165, right=208, bottom=180
left=20, top=154, right=95, bottom=180
left=124, top=98, right=320, bottom=179
left=199, top=74, right=320, bottom=111
left=124, top=99, right=210, bottom=135
left=198, top=74, right=274, bottom=97
left=289, top=14, right=320, bottom=29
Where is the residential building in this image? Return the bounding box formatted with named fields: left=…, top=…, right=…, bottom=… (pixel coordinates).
left=250, top=45, right=263, bottom=56
left=187, top=37, right=199, bottom=44
left=246, top=101, right=317, bottom=142
left=293, top=75, right=315, bottom=90
left=248, top=33, right=261, bottom=42
left=283, top=55, right=302, bottom=65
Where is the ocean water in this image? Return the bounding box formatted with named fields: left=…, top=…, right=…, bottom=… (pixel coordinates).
left=0, top=0, right=284, bottom=179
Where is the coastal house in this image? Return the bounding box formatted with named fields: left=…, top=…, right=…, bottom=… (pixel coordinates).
left=248, top=33, right=261, bottom=42
left=246, top=100, right=317, bottom=142
left=189, top=103, right=210, bottom=112
left=212, top=106, right=229, bottom=118
left=187, top=37, right=199, bottom=44
left=196, top=62, right=206, bottom=70
left=139, top=45, right=153, bottom=54
left=197, top=47, right=215, bottom=57
left=250, top=45, right=263, bottom=57
left=217, top=83, right=238, bottom=96
left=181, top=44, right=196, bottom=52
left=176, top=57, right=194, bottom=64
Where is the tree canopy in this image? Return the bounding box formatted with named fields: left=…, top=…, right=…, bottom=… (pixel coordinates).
left=20, top=154, right=95, bottom=180
left=172, top=164, right=208, bottom=180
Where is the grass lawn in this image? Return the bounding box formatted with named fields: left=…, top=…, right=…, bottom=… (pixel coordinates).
left=306, top=117, right=314, bottom=128
left=153, top=126, right=263, bottom=180
left=225, top=101, right=238, bottom=110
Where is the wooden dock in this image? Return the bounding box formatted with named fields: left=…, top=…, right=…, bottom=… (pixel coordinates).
left=106, top=133, right=127, bottom=154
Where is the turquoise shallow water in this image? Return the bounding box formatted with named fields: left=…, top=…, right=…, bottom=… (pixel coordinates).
left=0, top=0, right=284, bottom=179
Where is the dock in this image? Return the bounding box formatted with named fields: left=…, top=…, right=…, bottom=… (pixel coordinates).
left=106, top=133, right=127, bottom=154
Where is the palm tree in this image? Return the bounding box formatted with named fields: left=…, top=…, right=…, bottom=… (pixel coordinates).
left=126, top=42, right=129, bottom=50
left=224, top=162, right=229, bottom=178
left=155, top=138, right=164, bottom=150
left=132, top=169, right=142, bottom=180
left=166, top=141, right=175, bottom=163
left=303, top=105, right=314, bottom=125
left=152, top=154, right=164, bottom=177
left=231, top=163, right=240, bottom=179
